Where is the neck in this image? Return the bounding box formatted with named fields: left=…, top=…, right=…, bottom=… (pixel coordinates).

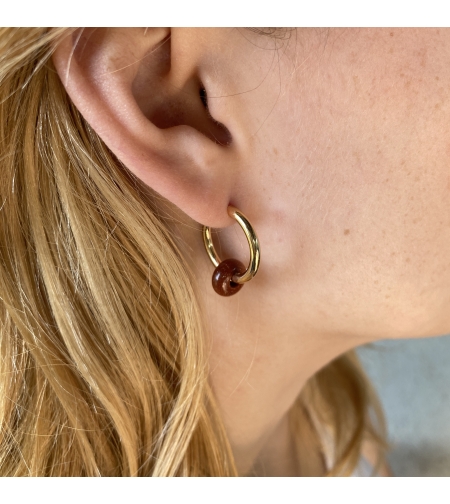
left=167, top=205, right=372, bottom=476
left=206, top=309, right=364, bottom=475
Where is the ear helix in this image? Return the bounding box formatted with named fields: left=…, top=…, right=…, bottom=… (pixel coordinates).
left=202, top=206, right=261, bottom=296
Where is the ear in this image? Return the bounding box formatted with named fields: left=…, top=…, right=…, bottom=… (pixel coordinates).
left=52, top=28, right=239, bottom=227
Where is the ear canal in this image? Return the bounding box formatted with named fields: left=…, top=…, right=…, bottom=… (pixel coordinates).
left=131, top=36, right=232, bottom=146
left=197, top=86, right=232, bottom=146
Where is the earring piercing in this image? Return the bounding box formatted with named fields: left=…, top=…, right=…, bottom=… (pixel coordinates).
left=202, top=206, right=261, bottom=296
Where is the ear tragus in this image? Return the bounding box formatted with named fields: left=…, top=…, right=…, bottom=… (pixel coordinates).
left=131, top=34, right=232, bottom=146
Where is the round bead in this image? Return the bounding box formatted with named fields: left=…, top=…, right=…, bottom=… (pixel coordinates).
left=212, top=259, right=246, bottom=296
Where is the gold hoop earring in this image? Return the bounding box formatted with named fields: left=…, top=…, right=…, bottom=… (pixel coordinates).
left=202, top=206, right=261, bottom=296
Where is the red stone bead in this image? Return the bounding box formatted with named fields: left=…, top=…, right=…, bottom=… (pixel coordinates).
left=212, top=258, right=246, bottom=296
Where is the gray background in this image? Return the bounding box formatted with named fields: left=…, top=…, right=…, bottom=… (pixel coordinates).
left=356, top=335, right=450, bottom=476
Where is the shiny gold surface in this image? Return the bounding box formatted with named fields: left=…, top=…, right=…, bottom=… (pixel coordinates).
left=202, top=206, right=260, bottom=284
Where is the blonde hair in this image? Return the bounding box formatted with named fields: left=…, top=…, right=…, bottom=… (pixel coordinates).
left=0, top=28, right=387, bottom=476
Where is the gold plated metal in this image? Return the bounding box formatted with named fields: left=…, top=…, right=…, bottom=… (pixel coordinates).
left=202, top=206, right=261, bottom=285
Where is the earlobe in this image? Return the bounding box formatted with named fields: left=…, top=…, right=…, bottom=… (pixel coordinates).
left=52, top=28, right=236, bottom=227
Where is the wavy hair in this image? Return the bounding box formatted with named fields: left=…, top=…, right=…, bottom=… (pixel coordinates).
left=0, top=28, right=387, bottom=476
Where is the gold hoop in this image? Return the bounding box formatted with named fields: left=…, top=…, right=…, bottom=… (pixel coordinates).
left=202, top=206, right=260, bottom=285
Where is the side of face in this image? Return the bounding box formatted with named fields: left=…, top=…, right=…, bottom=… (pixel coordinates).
left=209, top=28, right=450, bottom=341
left=52, top=28, right=450, bottom=343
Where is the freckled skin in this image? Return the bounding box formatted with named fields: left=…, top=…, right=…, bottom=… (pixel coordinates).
left=209, top=28, right=450, bottom=341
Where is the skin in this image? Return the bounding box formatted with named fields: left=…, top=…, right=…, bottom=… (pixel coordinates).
left=53, top=28, right=450, bottom=476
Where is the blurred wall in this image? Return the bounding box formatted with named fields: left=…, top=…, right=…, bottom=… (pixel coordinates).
left=356, top=335, right=450, bottom=476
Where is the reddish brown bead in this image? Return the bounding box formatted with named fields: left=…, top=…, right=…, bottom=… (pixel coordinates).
left=212, top=258, right=246, bottom=296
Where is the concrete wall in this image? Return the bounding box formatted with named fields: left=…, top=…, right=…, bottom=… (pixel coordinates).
left=356, top=335, right=450, bottom=476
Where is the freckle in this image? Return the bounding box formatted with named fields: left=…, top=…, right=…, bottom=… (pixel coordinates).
left=405, top=257, right=411, bottom=263
left=436, top=76, right=440, bottom=81
left=391, top=252, right=396, bottom=257
left=389, top=47, right=394, bottom=54
left=273, top=147, right=278, bottom=155
left=390, top=32, right=394, bottom=37
left=385, top=294, right=391, bottom=299
left=435, top=103, right=441, bottom=110
left=405, top=80, right=411, bottom=88
left=400, top=159, right=405, bottom=165
left=400, top=72, right=405, bottom=77
left=385, top=178, right=389, bottom=182
left=374, top=280, right=379, bottom=285
left=344, top=229, right=350, bottom=235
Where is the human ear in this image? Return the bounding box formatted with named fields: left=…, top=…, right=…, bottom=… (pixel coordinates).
left=52, top=28, right=237, bottom=227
